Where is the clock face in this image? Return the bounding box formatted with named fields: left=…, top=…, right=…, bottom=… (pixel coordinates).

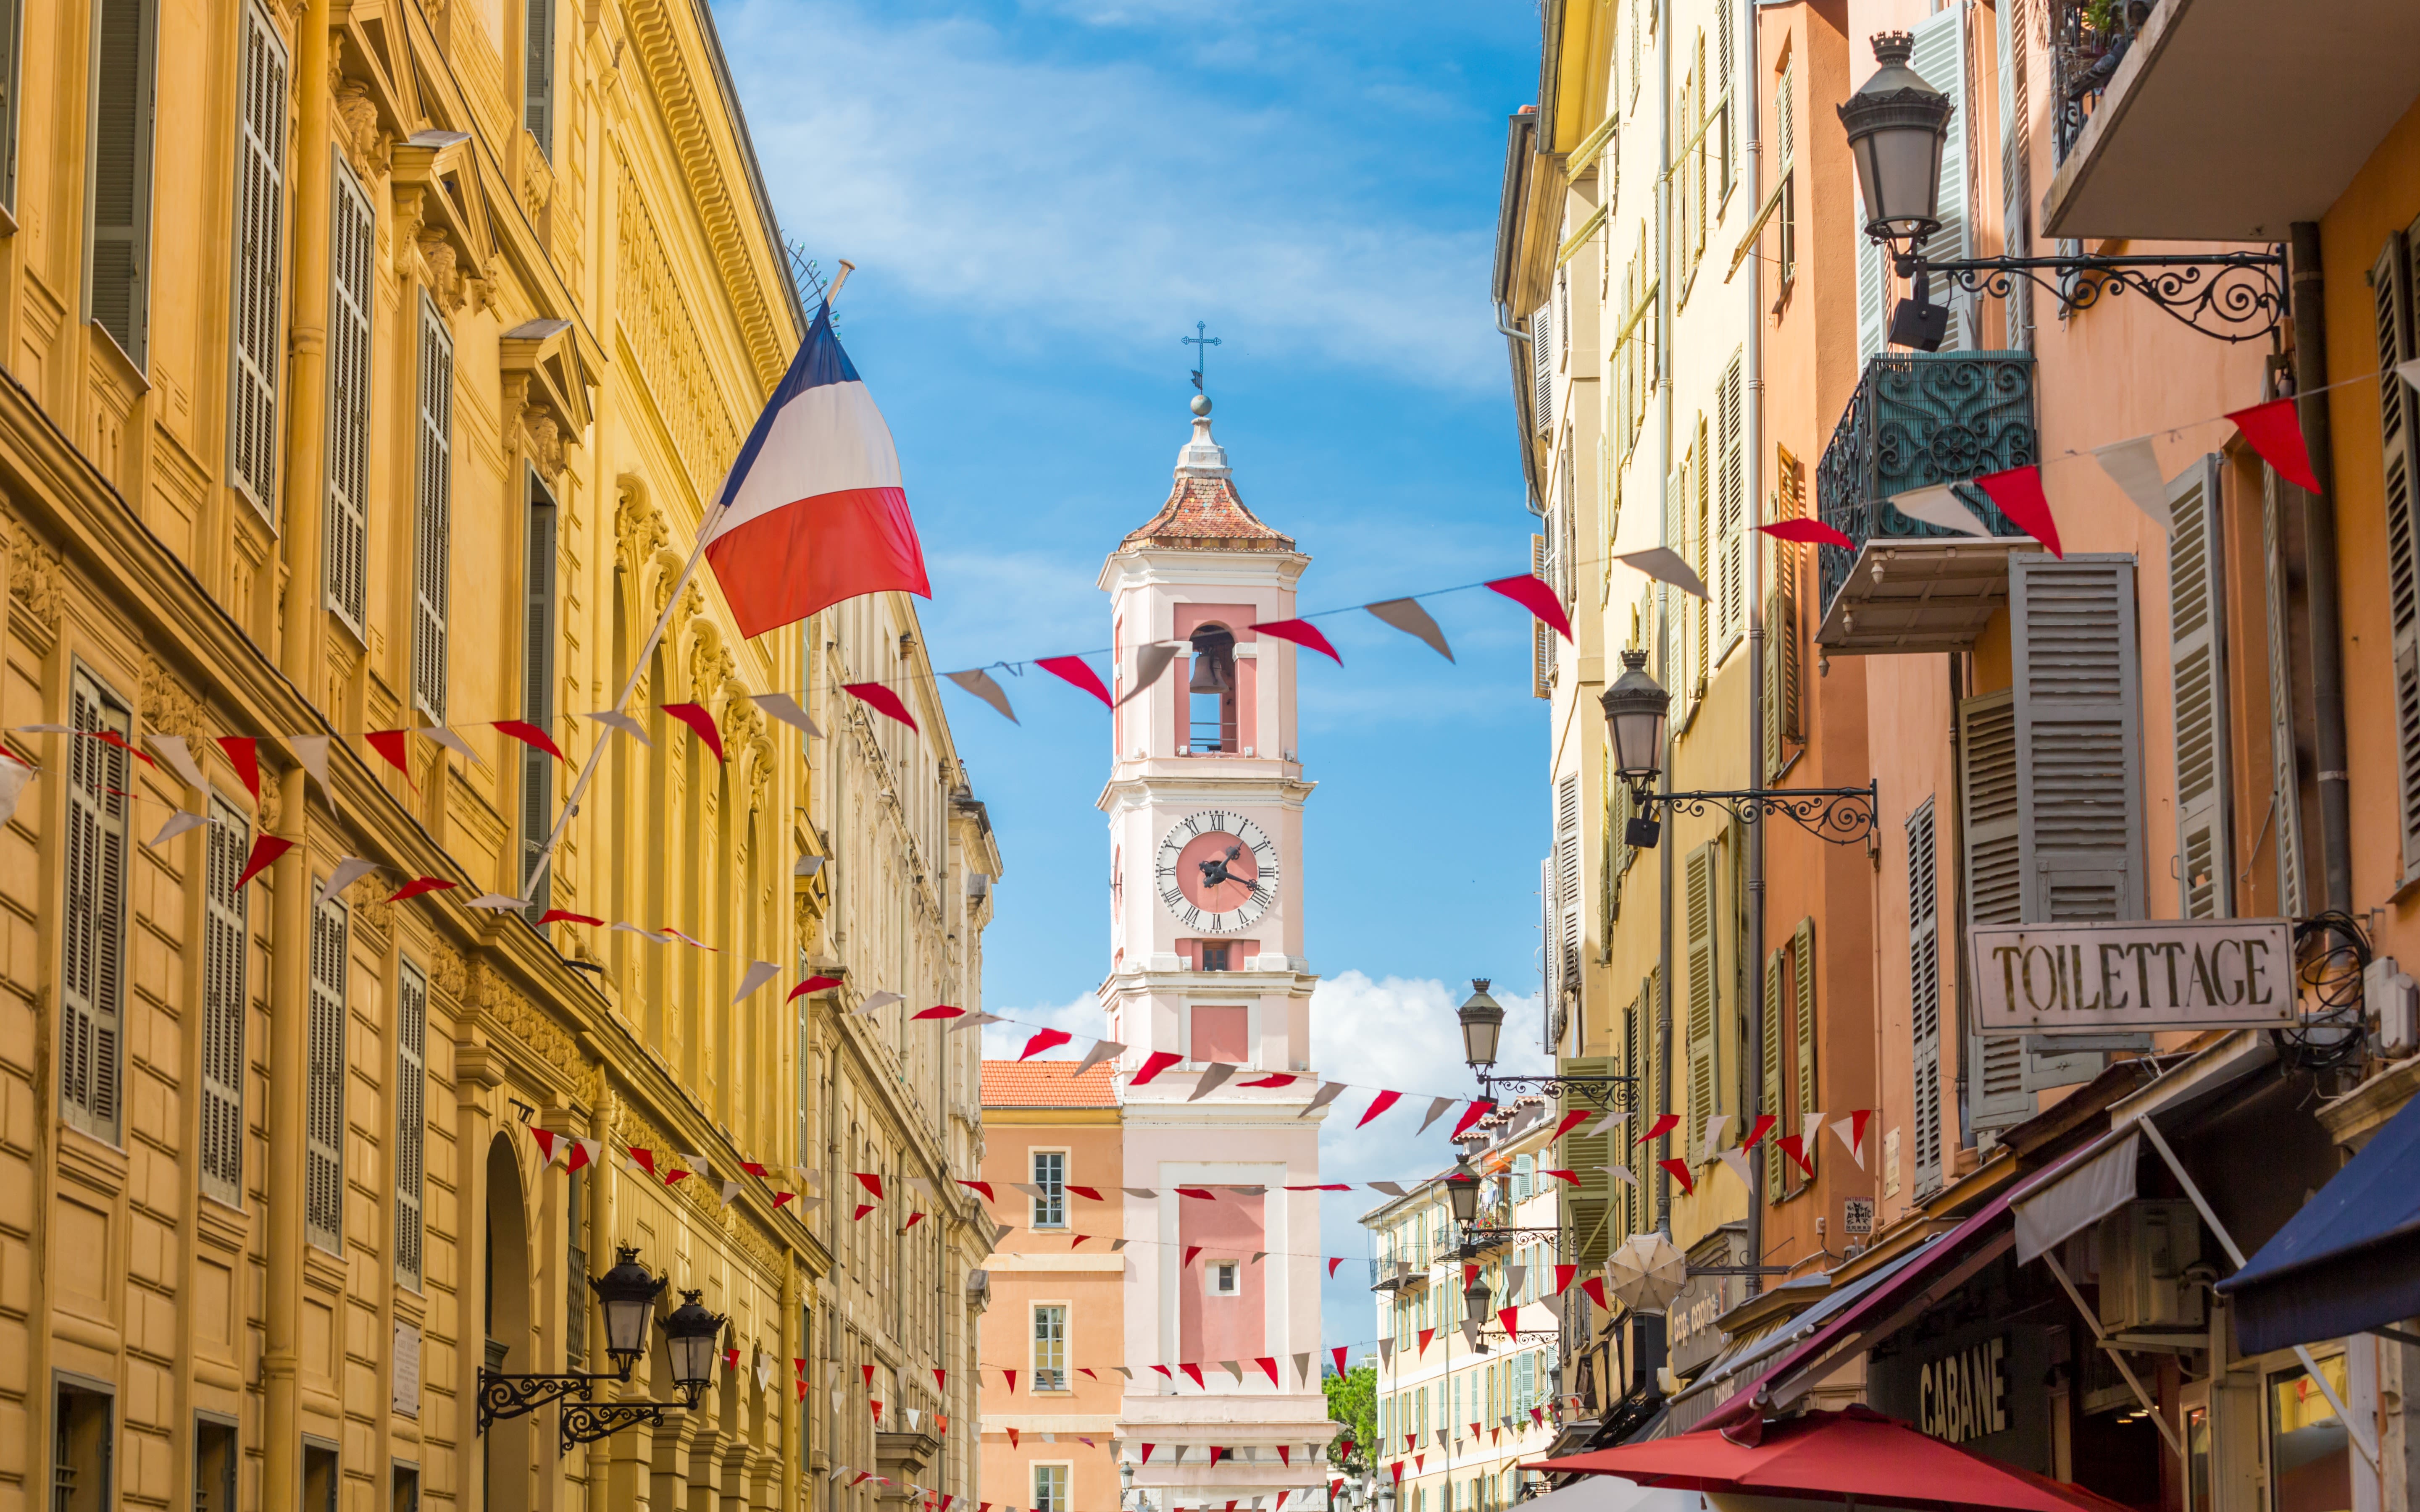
left=1155, top=811, right=1280, bottom=934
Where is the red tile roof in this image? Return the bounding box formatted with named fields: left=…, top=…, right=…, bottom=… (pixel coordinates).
left=1120, top=475, right=1295, bottom=553
left=981, top=1059, right=1119, bottom=1109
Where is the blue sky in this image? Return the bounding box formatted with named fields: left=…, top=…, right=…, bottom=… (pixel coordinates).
left=716, top=0, right=1550, bottom=1351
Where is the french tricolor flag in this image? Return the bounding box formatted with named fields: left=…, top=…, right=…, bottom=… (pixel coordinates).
left=704, top=302, right=931, bottom=638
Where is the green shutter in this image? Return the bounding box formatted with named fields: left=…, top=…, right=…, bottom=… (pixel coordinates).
left=1558, top=1057, right=1618, bottom=1270
left=1684, top=843, right=1718, bottom=1166
left=1762, top=947, right=1785, bottom=1203
left=86, top=0, right=156, bottom=365
left=1791, top=919, right=1817, bottom=1185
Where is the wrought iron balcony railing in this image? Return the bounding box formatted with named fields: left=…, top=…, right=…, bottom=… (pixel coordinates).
left=1815, top=350, right=2038, bottom=619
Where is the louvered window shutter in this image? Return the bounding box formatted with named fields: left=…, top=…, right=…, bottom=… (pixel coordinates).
left=228, top=5, right=287, bottom=516
left=395, top=958, right=429, bottom=1290
left=2372, top=230, right=2420, bottom=877
left=1694, top=418, right=1712, bottom=688
left=1994, top=0, right=2032, bottom=348
left=2012, top=554, right=2146, bottom=919
left=1792, top=918, right=1816, bottom=1184
left=414, top=297, right=455, bottom=722
left=1856, top=222, right=1885, bottom=364
left=1684, top=843, right=1718, bottom=1166
left=1906, top=799, right=1943, bottom=1197
left=1909, top=4, right=1969, bottom=349
left=1760, top=947, right=1785, bottom=1203
left=2166, top=455, right=2232, bottom=919
left=1620, top=993, right=1644, bottom=1237
left=1532, top=302, right=1554, bottom=434
left=305, top=893, right=348, bottom=1252
left=86, top=0, right=156, bottom=365
left=524, top=0, right=555, bottom=157
left=2261, top=470, right=2307, bottom=915
left=1556, top=775, right=1582, bottom=1018
left=1718, top=355, right=1745, bottom=648
left=1716, top=0, right=1735, bottom=196
left=1530, top=534, right=1554, bottom=698
left=1539, top=857, right=1560, bottom=1047
left=1958, top=690, right=2031, bottom=1130
left=325, top=167, right=374, bottom=630
left=200, top=796, right=249, bottom=1203
left=1557, top=1058, right=1617, bottom=1268
left=60, top=670, right=132, bottom=1136
left=521, top=480, right=560, bottom=911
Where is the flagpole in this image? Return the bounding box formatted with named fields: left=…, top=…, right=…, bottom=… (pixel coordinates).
left=520, top=269, right=848, bottom=905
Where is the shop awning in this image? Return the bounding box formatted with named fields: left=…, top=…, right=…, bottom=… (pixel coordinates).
left=1530, top=1404, right=2133, bottom=1512
left=2216, top=1087, right=2420, bottom=1354
left=2012, top=1133, right=2139, bottom=1264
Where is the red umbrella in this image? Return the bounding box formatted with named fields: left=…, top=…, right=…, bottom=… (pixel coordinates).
left=1529, top=1406, right=2134, bottom=1512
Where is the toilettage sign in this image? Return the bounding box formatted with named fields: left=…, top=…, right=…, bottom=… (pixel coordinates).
left=1973, top=918, right=2297, bottom=1034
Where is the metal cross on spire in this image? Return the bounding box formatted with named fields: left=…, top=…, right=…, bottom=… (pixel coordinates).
left=1183, top=320, right=1221, bottom=396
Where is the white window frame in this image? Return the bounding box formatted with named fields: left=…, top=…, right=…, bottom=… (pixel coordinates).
left=1209, top=1259, right=1240, bottom=1295
left=1030, top=1302, right=1068, bottom=1393
left=1032, top=1463, right=1071, bottom=1512
left=1029, top=1148, right=1067, bottom=1228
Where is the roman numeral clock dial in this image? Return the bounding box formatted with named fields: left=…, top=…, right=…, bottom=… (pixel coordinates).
left=1154, top=811, right=1279, bottom=934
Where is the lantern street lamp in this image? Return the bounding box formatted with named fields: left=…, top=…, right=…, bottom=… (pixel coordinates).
left=556, top=1285, right=729, bottom=1455
left=1598, top=651, right=1881, bottom=851
left=1463, top=1273, right=1492, bottom=1354
left=1454, top=980, right=1630, bottom=1110
left=1447, top=1155, right=1483, bottom=1228
left=590, top=1246, right=667, bottom=1378
left=1457, top=983, right=1504, bottom=1074
left=1837, top=33, right=2282, bottom=344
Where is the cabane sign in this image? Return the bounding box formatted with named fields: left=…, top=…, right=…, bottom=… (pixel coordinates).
left=1973, top=918, right=2296, bottom=1034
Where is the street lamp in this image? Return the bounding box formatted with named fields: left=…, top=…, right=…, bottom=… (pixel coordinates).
left=1835, top=33, right=2282, bottom=342
left=662, top=1290, right=727, bottom=1405
left=1457, top=981, right=1505, bottom=1073
left=589, top=1246, right=667, bottom=1379
left=1598, top=655, right=1880, bottom=850
left=1447, top=1154, right=1482, bottom=1228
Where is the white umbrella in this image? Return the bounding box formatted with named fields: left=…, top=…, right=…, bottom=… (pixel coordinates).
left=1606, top=1233, right=1686, bottom=1313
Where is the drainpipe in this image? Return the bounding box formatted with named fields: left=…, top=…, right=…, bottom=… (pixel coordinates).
left=2289, top=223, right=2351, bottom=914
left=1740, top=0, right=1767, bottom=1299
left=1654, top=0, right=1677, bottom=1242
left=266, top=0, right=334, bottom=1508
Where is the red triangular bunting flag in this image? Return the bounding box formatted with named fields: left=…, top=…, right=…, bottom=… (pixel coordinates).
left=659, top=702, right=726, bottom=761
left=958, top=1179, right=995, bottom=1201
left=1132, top=1050, right=1183, bottom=1084
left=1036, top=656, right=1113, bottom=708
left=1331, top=1346, right=1348, bottom=1375
left=1276, top=1446, right=1291, bottom=1467
left=1020, top=1028, right=1073, bottom=1060
left=1499, top=1307, right=1520, bottom=1338
left=364, top=730, right=415, bottom=783
left=493, top=720, right=565, bottom=760
left=1357, top=1089, right=1402, bottom=1128
left=1449, top=1098, right=1496, bottom=1140
left=789, top=975, right=842, bottom=1001
left=1139, top=1444, right=1155, bottom=1465
left=1548, top=1108, right=1591, bottom=1143
left=1544, top=1168, right=1581, bottom=1186
left=1779, top=1135, right=1814, bottom=1177
left=387, top=877, right=455, bottom=903
left=1255, top=1356, right=1281, bottom=1386
left=1637, top=1112, right=1680, bottom=1144
left=1554, top=1263, right=1577, bottom=1294
left=773, top=1191, right=796, bottom=1208
left=539, top=908, right=605, bottom=926
left=1417, top=1328, right=1434, bottom=1355
left=1184, top=1245, right=1202, bottom=1265
left=1760, top=518, right=1854, bottom=550
left=1486, top=574, right=1573, bottom=642
left=1974, top=465, right=2063, bottom=559
left=1328, top=1257, right=1344, bottom=1278
left=855, top=1172, right=885, bottom=1197
left=1247, top=619, right=1342, bottom=665
left=1657, top=1157, right=1696, bottom=1195
left=1741, top=1113, right=1778, bottom=1151
left=1581, top=1276, right=1610, bottom=1312
left=852, top=1202, right=875, bottom=1220
left=2228, top=397, right=2323, bottom=494
left=843, top=682, right=918, bottom=731
left=215, top=737, right=261, bottom=802
left=234, top=834, right=293, bottom=890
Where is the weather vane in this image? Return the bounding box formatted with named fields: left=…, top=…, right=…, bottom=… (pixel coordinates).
left=1183, top=320, right=1221, bottom=397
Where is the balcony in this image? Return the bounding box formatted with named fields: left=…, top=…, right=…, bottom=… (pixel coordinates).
left=1815, top=352, right=2038, bottom=656
left=2040, top=0, right=2420, bottom=242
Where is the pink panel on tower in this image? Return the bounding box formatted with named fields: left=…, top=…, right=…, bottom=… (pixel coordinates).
left=1190, top=1005, right=1249, bottom=1066
left=1178, top=1189, right=1266, bottom=1363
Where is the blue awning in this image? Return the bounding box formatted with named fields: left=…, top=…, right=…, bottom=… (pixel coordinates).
left=2216, top=1088, right=2420, bottom=1354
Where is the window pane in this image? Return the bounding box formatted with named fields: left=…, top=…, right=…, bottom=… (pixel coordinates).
left=1033, top=1306, right=1066, bottom=1391
left=1031, top=1151, right=1065, bottom=1227
left=2268, top=1360, right=2351, bottom=1512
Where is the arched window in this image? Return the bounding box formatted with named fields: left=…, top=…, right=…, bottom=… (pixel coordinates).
left=1188, top=625, right=1238, bottom=752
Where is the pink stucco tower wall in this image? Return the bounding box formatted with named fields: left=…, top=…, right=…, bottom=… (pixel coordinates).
left=1099, top=400, right=1332, bottom=1511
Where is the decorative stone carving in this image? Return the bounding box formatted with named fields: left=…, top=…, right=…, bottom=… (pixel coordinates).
left=332, top=76, right=392, bottom=180
left=349, top=873, right=395, bottom=943
left=418, top=234, right=466, bottom=314
left=428, top=942, right=469, bottom=1004
left=139, top=656, right=206, bottom=743
left=9, top=533, right=63, bottom=635
left=616, top=482, right=668, bottom=578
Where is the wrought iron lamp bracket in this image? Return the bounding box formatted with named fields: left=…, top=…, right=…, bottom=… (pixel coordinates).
left=1459, top=1226, right=1568, bottom=1250
left=1884, top=236, right=2286, bottom=342
left=479, top=1369, right=632, bottom=1433
left=1634, top=782, right=1881, bottom=848
left=1473, top=1071, right=1633, bottom=1108
left=557, top=1382, right=707, bottom=1455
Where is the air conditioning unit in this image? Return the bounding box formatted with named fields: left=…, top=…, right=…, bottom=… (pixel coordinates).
left=2366, top=955, right=2418, bottom=1057
left=2096, top=1200, right=2205, bottom=1334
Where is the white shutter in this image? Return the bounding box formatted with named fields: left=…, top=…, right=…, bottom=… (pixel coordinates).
left=413, top=297, right=454, bottom=722
left=2371, top=230, right=2420, bottom=877
left=1532, top=301, right=1555, bottom=435
left=524, top=0, right=555, bottom=156
left=1718, top=354, right=1744, bottom=650
left=1856, top=223, right=1885, bottom=364
left=396, top=958, right=428, bottom=1289
left=1958, top=690, right=2030, bottom=1131
left=1694, top=418, right=1712, bottom=688
left=86, top=0, right=157, bottom=365
left=1684, top=843, right=1718, bottom=1166
left=1994, top=0, right=2032, bottom=348
left=1907, top=799, right=1943, bottom=1196
left=200, top=796, right=249, bottom=1204
left=1909, top=4, right=1969, bottom=351
left=305, top=892, right=347, bottom=1252
left=1540, top=856, right=1559, bottom=1047
left=325, top=165, right=374, bottom=630
left=60, top=670, right=132, bottom=1137
left=2167, top=456, right=2232, bottom=919
left=2011, top=553, right=2152, bottom=1091
left=520, top=480, right=560, bottom=909
left=228, top=4, right=287, bottom=515
left=1556, top=774, right=1582, bottom=1009
left=2262, top=469, right=2307, bottom=915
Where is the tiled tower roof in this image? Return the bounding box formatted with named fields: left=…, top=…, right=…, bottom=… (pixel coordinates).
left=1118, top=407, right=1295, bottom=553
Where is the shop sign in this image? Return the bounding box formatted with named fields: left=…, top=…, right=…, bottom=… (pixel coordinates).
left=1666, top=1269, right=1739, bottom=1377
left=1972, top=918, right=2296, bottom=1034
left=1919, top=1335, right=2008, bottom=1445
left=1842, top=1198, right=1874, bottom=1236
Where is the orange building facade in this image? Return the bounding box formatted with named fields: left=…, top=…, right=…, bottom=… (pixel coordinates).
left=977, top=1062, right=1126, bottom=1512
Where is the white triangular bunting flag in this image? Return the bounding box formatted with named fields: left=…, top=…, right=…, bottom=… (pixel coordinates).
left=1538, top=1292, right=1565, bottom=1321
left=147, top=811, right=207, bottom=847
left=944, top=669, right=1018, bottom=724
left=1832, top=1115, right=1868, bottom=1168
left=1298, top=1082, right=1347, bottom=1119
left=948, top=1012, right=1002, bottom=1033
left=466, top=892, right=528, bottom=912
left=1417, top=1097, right=1455, bottom=1134
left=1367, top=1181, right=1407, bottom=1197
left=1605, top=1164, right=1638, bottom=1187
left=1363, top=598, right=1454, bottom=661
left=1504, top=1264, right=1526, bottom=1295
left=422, top=724, right=483, bottom=768
left=612, top=921, right=675, bottom=943
left=588, top=709, right=652, bottom=747
left=684, top=1153, right=711, bottom=1183
left=1115, top=643, right=1181, bottom=707
left=1073, top=1039, right=1125, bottom=1078
left=855, top=990, right=902, bottom=1016
left=1615, top=546, right=1710, bottom=598
left=721, top=1180, right=743, bottom=1207
left=1294, top=1351, right=1312, bottom=1385
left=145, top=734, right=209, bottom=792
left=2092, top=436, right=2171, bottom=531
left=1703, top=1113, right=1731, bottom=1153
left=1588, top=1110, right=1629, bottom=1138
left=752, top=693, right=823, bottom=740
left=1717, top=1148, right=1752, bottom=1191
left=316, top=857, right=380, bottom=909
left=732, top=960, right=780, bottom=1003
left=1887, top=484, right=1991, bottom=537
left=284, top=733, right=336, bottom=812
left=2399, top=358, right=2420, bottom=394
left=1189, top=1061, right=1239, bottom=1101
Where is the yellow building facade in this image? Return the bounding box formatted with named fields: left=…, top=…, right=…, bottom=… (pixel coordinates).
left=0, top=0, right=998, bottom=1510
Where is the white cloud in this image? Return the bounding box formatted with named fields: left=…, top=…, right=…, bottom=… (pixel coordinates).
left=980, top=990, right=1107, bottom=1060
left=1310, top=970, right=1547, bottom=1189
left=717, top=0, right=1502, bottom=390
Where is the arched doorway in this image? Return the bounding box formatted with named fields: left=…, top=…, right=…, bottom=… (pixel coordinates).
left=484, top=1135, right=534, bottom=1512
